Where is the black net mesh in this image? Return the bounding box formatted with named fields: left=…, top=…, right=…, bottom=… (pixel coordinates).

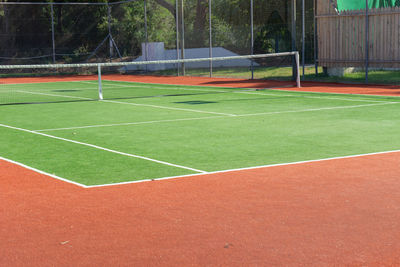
left=0, top=0, right=308, bottom=81
left=54, top=4, right=108, bottom=63
left=110, top=1, right=146, bottom=62
left=0, top=4, right=53, bottom=64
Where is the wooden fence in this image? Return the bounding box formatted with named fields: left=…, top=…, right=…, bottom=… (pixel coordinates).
left=316, top=0, right=400, bottom=68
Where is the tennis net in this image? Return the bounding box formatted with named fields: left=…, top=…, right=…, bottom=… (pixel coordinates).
left=0, top=52, right=300, bottom=105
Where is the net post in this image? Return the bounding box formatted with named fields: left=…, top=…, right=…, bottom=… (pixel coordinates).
left=295, top=52, right=301, bottom=88
left=98, top=64, right=103, bottom=100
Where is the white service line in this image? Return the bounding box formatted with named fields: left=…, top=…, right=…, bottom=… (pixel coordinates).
left=0, top=123, right=207, bottom=174
left=35, top=116, right=223, bottom=132
left=16, top=90, right=94, bottom=100
left=234, top=90, right=394, bottom=103
left=238, top=101, right=399, bottom=117
left=34, top=101, right=400, bottom=132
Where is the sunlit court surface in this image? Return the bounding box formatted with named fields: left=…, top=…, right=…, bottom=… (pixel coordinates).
left=2, top=0, right=400, bottom=265
left=1, top=73, right=400, bottom=266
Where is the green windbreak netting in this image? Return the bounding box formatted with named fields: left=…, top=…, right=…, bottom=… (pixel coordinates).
left=336, top=0, right=400, bottom=11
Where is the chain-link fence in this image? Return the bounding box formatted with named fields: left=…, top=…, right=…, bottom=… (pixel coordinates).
left=0, top=0, right=315, bottom=80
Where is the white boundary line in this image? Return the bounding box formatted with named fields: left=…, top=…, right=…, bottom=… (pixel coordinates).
left=16, top=90, right=94, bottom=100
left=0, top=156, right=88, bottom=188
left=0, top=123, right=207, bottom=174
left=2, top=80, right=400, bottom=188
left=34, top=101, right=399, bottom=132
left=35, top=116, right=223, bottom=132
left=273, top=87, right=400, bottom=98
left=2, top=147, right=400, bottom=189
left=102, top=99, right=237, bottom=116
left=66, top=148, right=400, bottom=188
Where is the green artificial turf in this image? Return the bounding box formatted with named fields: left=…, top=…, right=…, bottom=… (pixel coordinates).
left=1, top=80, right=400, bottom=186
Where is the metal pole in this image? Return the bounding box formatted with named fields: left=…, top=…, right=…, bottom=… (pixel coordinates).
left=295, top=52, right=301, bottom=88
left=314, top=0, right=318, bottom=75
left=144, top=0, right=149, bottom=69
left=291, top=0, right=297, bottom=81
left=50, top=3, right=56, bottom=63
left=181, top=0, right=185, bottom=76
left=365, top=0, right=369, bottom=84
left=302, top=0, right=305, bottom=77
left=108, top=4, right=113, bottom=62
left=250, top=0, right=254, bottom=79
left=98, top=64, right=103, bottom=100
left=175, top=0, right=180, bottom=76
left=209, top=0, right=212, bottom=77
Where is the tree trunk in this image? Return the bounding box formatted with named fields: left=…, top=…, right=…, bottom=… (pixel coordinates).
left=192, top=0, right=207, bottom=46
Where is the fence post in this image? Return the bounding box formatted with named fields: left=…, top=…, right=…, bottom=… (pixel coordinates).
left=209, top=0, right=213, bottom=77
left=302, top=0, right=305, bottom=77
left=144, top=0, right=148, bottom=72
left=291, top=0, right=298, bottom=81
left=107, top=4, right=113, bottom=62
left=50, top=3, right=56, bottom=64
left=365, top=0, right=369, bottom=84
left=181, top=0, right=185, bottom=76
left=250, top=0, right=254, bottom=80
left=175, top=0, right=180, bottom=76
left=314, top=0, right=318, bottom=75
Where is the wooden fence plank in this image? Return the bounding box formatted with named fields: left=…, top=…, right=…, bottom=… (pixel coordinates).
left=317, top=4, right=400, bottom=68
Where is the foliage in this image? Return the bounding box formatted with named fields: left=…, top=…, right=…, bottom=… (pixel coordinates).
left=0, top=0, right=315, bottom=64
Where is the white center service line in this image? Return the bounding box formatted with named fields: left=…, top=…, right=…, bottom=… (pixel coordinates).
left=34, top=101, right=399, bottom=132
left=0, top=123, right=207, bottom=174
left=35, top=116, right=223, bottom=132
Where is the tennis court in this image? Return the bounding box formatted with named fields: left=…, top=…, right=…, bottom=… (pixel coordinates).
left=2, top=0, right=400, bottom=265
left=2, top=73, right=400, bottom=265
left=1, top=73, right=400, bottom=187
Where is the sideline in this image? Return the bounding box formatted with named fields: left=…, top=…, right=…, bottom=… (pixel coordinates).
left=2, top=149, right=400, bottom=188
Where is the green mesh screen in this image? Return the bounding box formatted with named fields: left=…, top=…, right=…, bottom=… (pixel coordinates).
left=336, top=0, right=400, bottom=11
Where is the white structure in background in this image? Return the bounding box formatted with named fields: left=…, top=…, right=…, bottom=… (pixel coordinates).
left=124, top=42, right=258, bottom=72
